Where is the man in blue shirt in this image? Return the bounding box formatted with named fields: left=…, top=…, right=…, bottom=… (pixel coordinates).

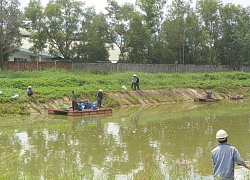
left=26, top=86, right=33, bottom=96
left=212, top=129, right=250, bottom=179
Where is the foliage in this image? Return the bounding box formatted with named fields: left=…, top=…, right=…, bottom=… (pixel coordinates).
left=105, top=0, right=135, bottom=62
left=2, top=0, right=250, bottom=71
left=24, top=0, right=85, bottom=60
left=0, top=0, right=22, bottom=69
left=75, top=11, right=110, bottom=62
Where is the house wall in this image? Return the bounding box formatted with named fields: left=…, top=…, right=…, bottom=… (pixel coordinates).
left=9, top=51, right=52, bottom=62
left=9, top=52, right=30, bottom=61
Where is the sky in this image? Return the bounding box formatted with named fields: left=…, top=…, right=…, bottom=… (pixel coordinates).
left=19, top=0, right=250, bottom=12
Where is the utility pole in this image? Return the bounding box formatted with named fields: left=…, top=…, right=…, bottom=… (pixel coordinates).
left=183, top=27, right=192, bottom=65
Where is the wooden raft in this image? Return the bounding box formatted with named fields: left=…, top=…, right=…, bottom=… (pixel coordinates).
left=194, top=98, right=221, bottom=102
left=48, top=108, right=112, bottom=116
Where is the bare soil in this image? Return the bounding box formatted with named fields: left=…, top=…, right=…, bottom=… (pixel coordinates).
left=26, top=88, right=241, bottom=114
left=106, top=88, right=225, bottom=106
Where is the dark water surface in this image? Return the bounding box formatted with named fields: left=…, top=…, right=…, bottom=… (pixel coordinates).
left=1, top=100, right=250, bottom=179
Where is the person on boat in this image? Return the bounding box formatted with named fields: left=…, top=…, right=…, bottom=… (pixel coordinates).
left=212, top=129, right=250, bottom=179
left=97, top=89, right=103, bottom=108
left=26, top=86, right=34, bottom=96
left=70, top=90, right=78, bottom=111
left=131, top=74, right=139, bottom=90
left=206, top=91, right=212, bottom=99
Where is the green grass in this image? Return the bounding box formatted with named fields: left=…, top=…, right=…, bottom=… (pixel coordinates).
left=1, top=68, right=250, bottom=115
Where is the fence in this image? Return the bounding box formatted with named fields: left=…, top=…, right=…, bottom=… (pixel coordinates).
left=3, top=61, right=249, bottom=73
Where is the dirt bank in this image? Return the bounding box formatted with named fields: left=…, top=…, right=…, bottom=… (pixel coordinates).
left=26, top=88, right=245, bottom=114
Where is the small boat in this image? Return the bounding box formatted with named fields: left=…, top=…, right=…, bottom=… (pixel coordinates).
left=48, top=108, right=112, bottom=116
left=194, top=91, right=220, bottom=102
left=230, top=95, right=244, bottom=100
left=194, top=97, right=221, bottom=102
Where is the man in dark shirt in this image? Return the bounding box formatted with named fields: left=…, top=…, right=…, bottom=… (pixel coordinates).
left=97, top=89, right=103, bottom=108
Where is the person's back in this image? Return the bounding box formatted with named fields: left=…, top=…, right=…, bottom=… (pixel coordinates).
left=212, top=143, right=239, bottom=179
left=212, top=129, right=250, bottom=179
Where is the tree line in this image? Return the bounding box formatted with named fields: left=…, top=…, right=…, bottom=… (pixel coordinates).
left=0, top=0, right=250, bottom=70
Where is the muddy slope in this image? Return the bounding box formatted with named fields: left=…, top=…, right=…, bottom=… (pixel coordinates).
left=26, top=88, right=240, bottom=114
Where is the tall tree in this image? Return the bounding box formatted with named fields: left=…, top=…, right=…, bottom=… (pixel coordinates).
left=196, top=0, right=221, bottom=65
left=184, top=11, right=205, bottom=65
left=217, top=4, right=250, bottom=69
left=162, top=0, right=193, bottom=64
left=74, top=9, right=110, bottom=62
left=136, top=0, right=166, bottom=35
left=136, top=0, right=167, bottom=63
left=105, top=0, right=135, bottom=62
left=24, top=0, right=85, bottom=61
left=126, top=13, right=149, bottom=63
left=0, top=0, right=22, bottom=69
left=23, top=0, right=46, bottom=54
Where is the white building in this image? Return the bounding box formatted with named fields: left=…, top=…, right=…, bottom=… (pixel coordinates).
left=9, top=48, right=53, bottom=62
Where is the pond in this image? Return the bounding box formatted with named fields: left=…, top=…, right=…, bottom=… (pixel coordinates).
left=1, top=99, right=250, bottom=179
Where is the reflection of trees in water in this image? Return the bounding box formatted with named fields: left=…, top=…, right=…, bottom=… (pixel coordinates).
left=1, top=112, right=250, bottom=179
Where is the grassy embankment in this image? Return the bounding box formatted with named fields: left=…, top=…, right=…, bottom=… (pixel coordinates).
left=1, top=68, right=250, bottom=116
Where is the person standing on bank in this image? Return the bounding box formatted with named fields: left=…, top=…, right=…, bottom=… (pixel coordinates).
left=212, top=129, right=250, bottom=179
left=70, top=90, right=78, bottom=111
left=131, top=74, right=139, bottom=90
left=97, top=89, right=103, bottom=108
left=26, top=86, right=34, bottom=96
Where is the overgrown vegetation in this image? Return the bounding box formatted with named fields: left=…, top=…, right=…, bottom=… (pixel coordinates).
left=1, top=69, right=250, bottom=116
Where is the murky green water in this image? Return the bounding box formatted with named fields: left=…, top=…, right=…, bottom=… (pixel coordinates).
left=1, top=100, right=250, bottom=179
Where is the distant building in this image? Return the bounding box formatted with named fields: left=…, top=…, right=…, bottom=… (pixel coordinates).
left=109, top=45, right=119, bottom=63
left=9, top=29, right=53, bottom=62
left=9, top=48, right=53, bottom=62
left=9, top=29, right=119, bottom=63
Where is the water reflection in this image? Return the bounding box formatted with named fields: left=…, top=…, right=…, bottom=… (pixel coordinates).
left=0, top=100, right=250, bottom=179
left=131, top=116, right=139, bottom=134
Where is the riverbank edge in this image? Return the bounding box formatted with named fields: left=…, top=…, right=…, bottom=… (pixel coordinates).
left=25, top=87, right=248, bottom=115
